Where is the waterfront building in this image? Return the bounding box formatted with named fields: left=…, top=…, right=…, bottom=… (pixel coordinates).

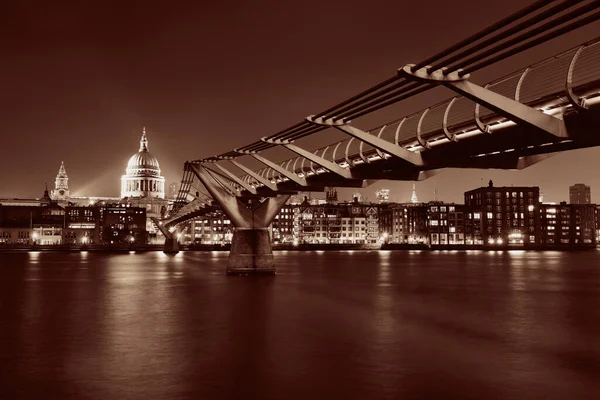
left=99, top=205, right=147, bottom=244
left=427, top=203, right=466, bottom=245
left=379, top=202, right=462, bottom=245
left=569, top=183, right=591, bottom=204
left=64, top=206, right=100, bottom=244
left=540, top=203, right=596, bottom=246
left=0, top=187, right=65, bottom=245
left=272, top=204, right=296, bottom=243
left=295, top=198, right=380, bottom=244
left=464, top=181, right=541, bottom=247
left=0, top=190, right=147, bottom=246
left=186, top=206, right=232, bottom=244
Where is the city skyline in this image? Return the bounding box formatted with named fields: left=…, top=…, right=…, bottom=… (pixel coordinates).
left=3, top=1, right=600, bottom=202
left=6, top=155, right=597, bottom=207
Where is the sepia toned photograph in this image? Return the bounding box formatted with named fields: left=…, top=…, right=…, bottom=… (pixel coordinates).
left=1, top=0, right=600, bottom=398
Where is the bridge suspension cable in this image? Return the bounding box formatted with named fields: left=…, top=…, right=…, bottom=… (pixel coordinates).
left=169, top=0, right=600, bottom=221
left=202, top=0, right=600, bottom=164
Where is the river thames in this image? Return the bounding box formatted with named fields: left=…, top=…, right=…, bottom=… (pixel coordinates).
left=1, top=250, right=599, bottom=399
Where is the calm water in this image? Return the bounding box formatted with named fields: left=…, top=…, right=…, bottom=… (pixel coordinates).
left=1, top=250, right=600, bottom=399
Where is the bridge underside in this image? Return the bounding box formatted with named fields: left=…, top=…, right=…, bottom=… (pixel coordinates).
left=227, top=104, right=600, bottom=198
left=163, top=11, right=600, bottom=274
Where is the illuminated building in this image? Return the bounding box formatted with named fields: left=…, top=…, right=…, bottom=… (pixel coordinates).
left=410, top=184, right=419, bottom=203
left=379, top=202, right=462, bottom=245
left=99, top=205, right=147, bottom=244
left=51, top=161, right=70, bottom=202
left=569, top=183, right=591, bottom=204
left=296, top=197, right=380, bottom=244
left=427, top=203, right=466, bottom=245
left=540, top=203, right=596, bottom=246
left=271, top=205, right=295, bottom=243
left=121, top=128, right=165, bottom=199
left=120, top=128, right=168, bottom=243
left=376, top=188, right=390, bottom=203
left=464, top=181, right=540, bottom=247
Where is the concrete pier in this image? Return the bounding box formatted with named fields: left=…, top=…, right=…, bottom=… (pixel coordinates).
left=163, top=237, right=180, bottom=254
left=227, top=228, right=275, bottom=275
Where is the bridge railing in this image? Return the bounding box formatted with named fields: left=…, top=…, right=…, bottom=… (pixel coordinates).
left=238, top=37, right=600, bottom=185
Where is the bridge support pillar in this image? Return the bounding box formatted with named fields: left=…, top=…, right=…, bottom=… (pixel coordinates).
left=188, top=163, right=290, bottom=275
left=228, top=228, right=275, bottom=275
left=163, top=236, right=179, bottom=254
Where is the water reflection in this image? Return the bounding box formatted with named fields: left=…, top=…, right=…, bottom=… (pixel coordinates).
left=0, top=250, right=599, bottom=399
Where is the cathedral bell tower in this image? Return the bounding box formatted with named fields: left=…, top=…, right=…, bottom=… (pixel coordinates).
left=51, top=161, right=70, bottom=201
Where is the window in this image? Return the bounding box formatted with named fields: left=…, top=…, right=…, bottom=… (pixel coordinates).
left=430, top=220, right=439, bottom=226
left=487, top=212, right=493, bottom=219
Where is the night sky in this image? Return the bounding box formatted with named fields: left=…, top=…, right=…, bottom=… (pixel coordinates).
left=2, top=0, right=599, bottom=203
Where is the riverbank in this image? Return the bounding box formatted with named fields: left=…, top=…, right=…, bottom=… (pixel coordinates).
left=0, top=243, right=597, bottom=252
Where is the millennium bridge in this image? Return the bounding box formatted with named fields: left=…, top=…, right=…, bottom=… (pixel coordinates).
left=156, top=0, right=600, bottom=274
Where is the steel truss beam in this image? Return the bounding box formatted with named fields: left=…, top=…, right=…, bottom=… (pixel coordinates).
left=235, top=149, right=308, bottom=187
left=216, top=156, right=279, bottom=192
left=305, top=116, right=425, bottom=166
left=399, top=65, right=568, bottom=139
left=261, top=137, right=354, bottom=179
left=207, top=161, right=258, bottom=195
left=200, top=165, right=242, bottom=196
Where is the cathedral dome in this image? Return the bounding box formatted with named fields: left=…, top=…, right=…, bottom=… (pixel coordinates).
left=127, top=151, right=160, bottom=172
left=125, top=130, right=161, bottom=176
left=121, top=128, right=165, bottom=199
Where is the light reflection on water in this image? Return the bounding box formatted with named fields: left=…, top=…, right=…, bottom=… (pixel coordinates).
left=0, top=250, right=599, bottom=400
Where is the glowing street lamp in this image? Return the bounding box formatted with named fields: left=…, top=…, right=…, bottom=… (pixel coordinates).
left=81, top=236, right=89, bottom=244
